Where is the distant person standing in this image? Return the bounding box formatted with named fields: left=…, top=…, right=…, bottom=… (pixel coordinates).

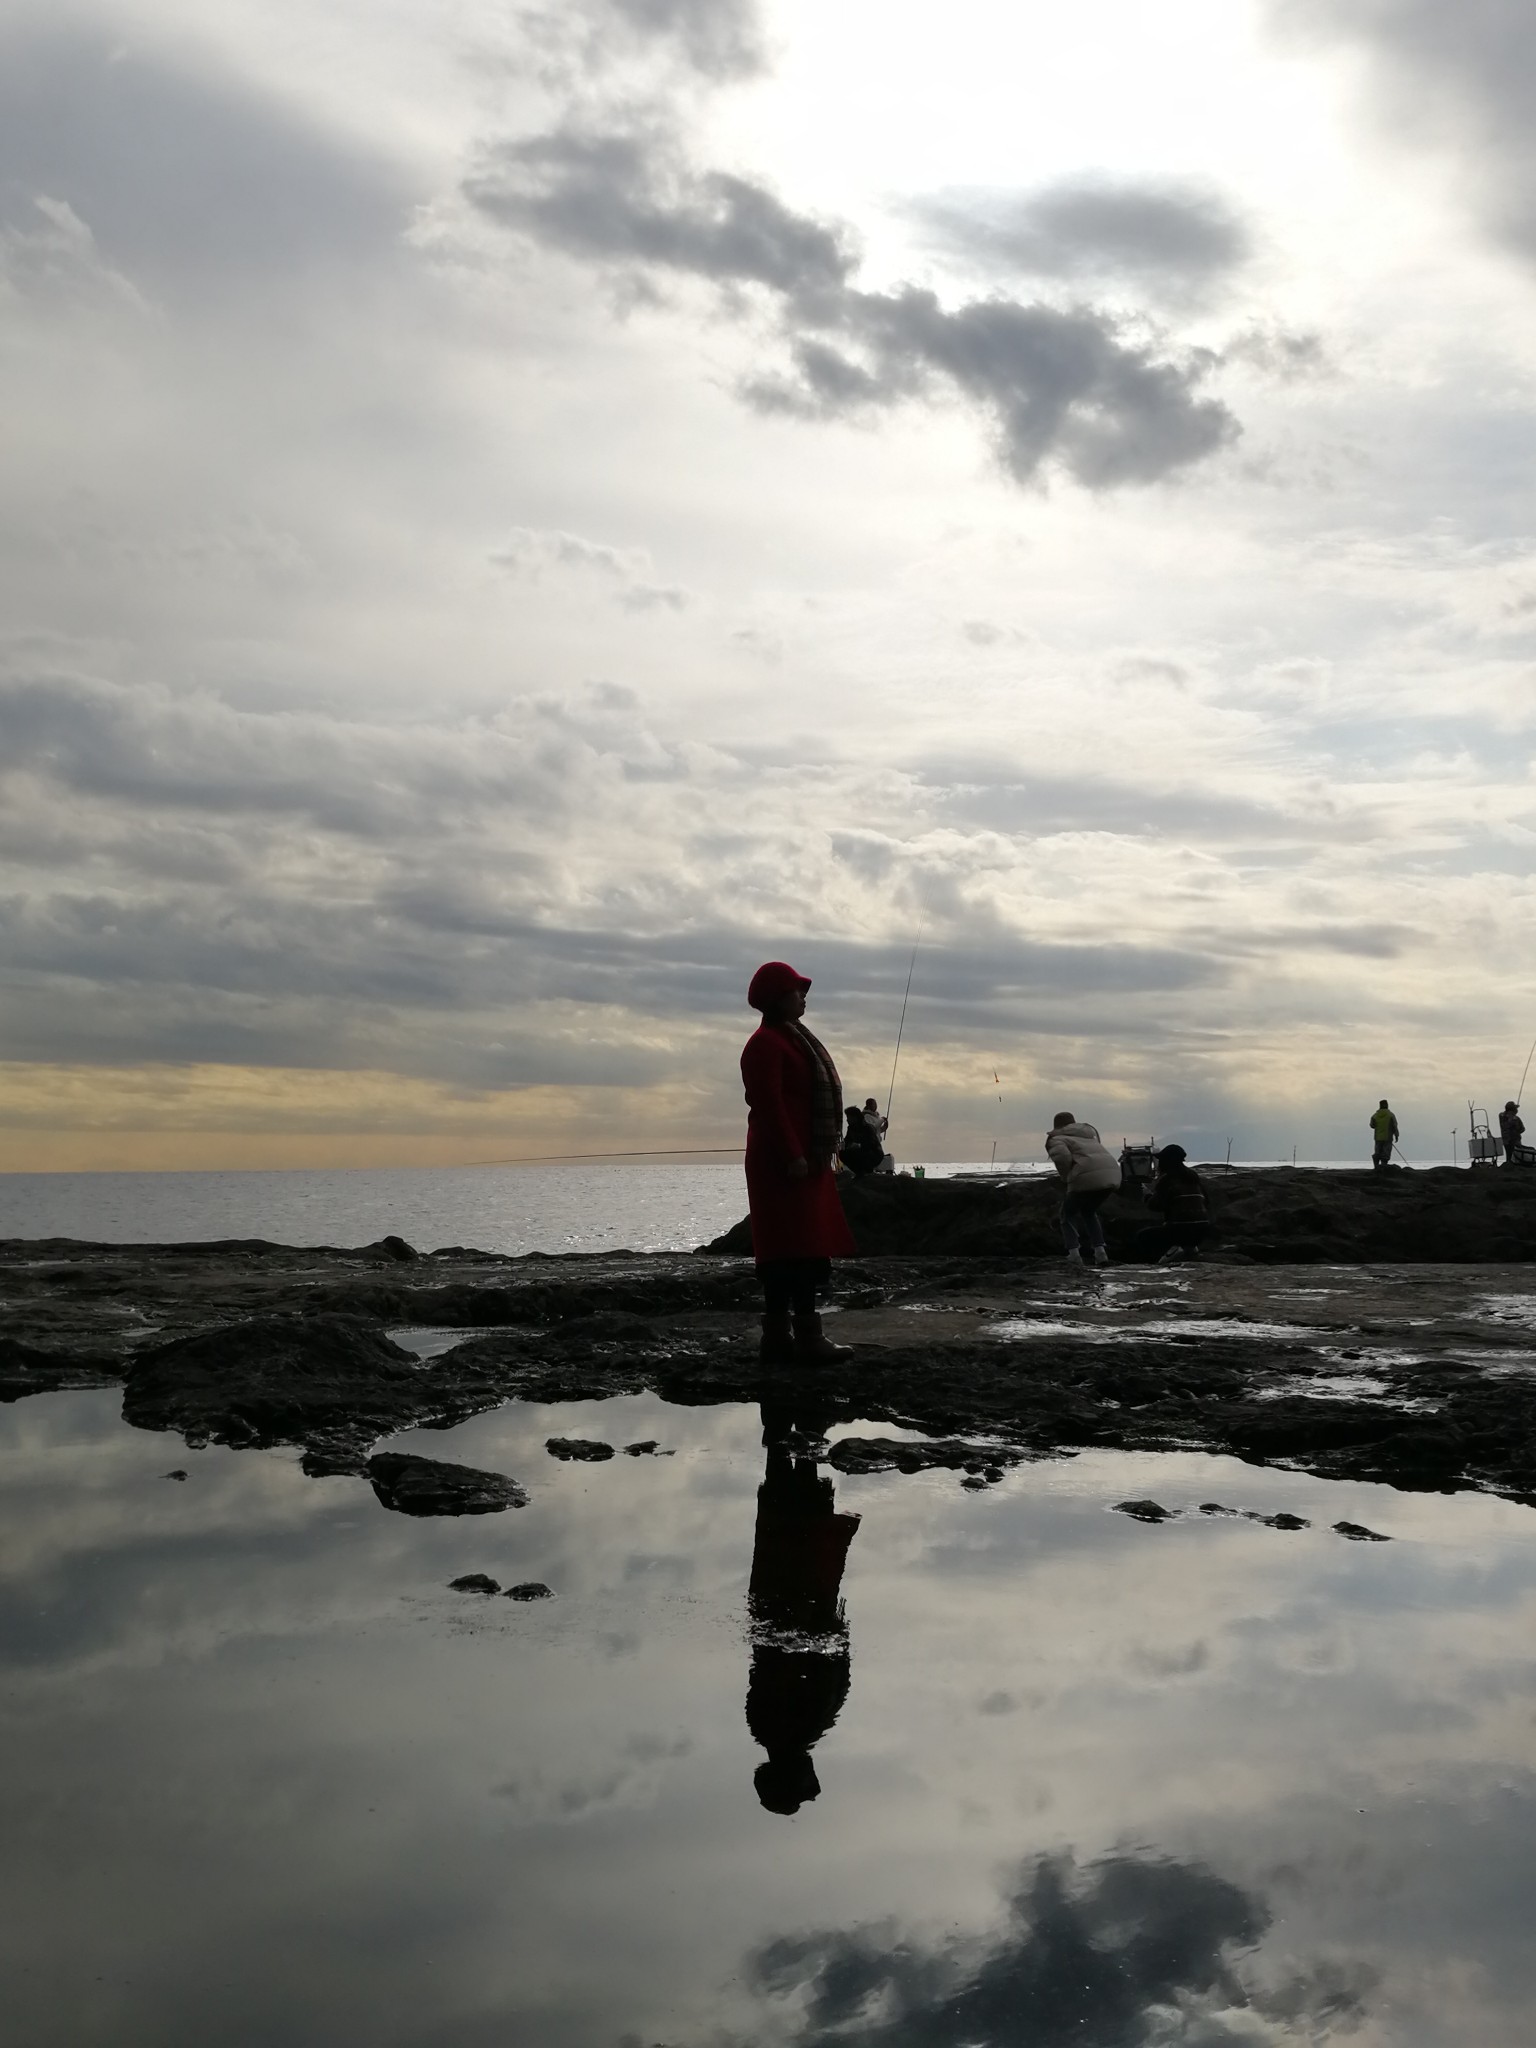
left=741, top=962, right=856, bottom=1364
left=1500, top=1101, right=1525, bottom=1161
left=1369, top=1100, right=1399, bottom=1171
left=1045, top=1111, right=1121, bottom=1267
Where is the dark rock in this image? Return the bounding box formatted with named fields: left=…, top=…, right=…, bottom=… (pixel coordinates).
left=624, top=1440, right=659, bottom=1456
left=378, top=1236, right=417, bottom=1262
left=1198, top=1502, right=1309, bottom=1530
left=123, top=1314, right=503, bottom=1461
left=828, top=1436, right=1028, bottom=1476
left=1115, top=1499, right=1175, bottom=1522
left=703, top=1164, right=1536, bottom=1266
left=1333, top=1520, right=1391, bottom=1542
left=504, top=1582, right=554, bottom=1601
left=546, top=1438, right=615, bottom=1462
left=0, top=1335, right=119, bottom=1403
left=449, top=1573, right=500, bottom=1594
left=368, top=1453, right=528, bottom=1517
left=961, top=1474, right=988, bottom=1489
left=164, top=1469, right=188, bottom=1481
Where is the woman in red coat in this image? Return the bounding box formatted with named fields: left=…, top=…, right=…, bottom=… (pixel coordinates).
left=741, top=961, right=856, bottom=1364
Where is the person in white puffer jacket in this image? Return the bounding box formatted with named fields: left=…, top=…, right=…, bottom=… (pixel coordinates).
left=1044, top=1111, right=1122, bottom=1267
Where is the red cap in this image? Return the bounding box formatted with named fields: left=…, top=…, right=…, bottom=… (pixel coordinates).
left=748, top=960, right=811, bottom=1011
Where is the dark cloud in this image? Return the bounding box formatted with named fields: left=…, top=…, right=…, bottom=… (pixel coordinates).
left=467, top=131, right=1237, bottom=488
left=912, top=177, right=1252, bottom=299
left=1273, top=0, right=1536, bottom=262
left=745, top=1849, right=1281, bottom=2046
left=466, top=129, right=853, bottom=294
left=912, top=756, right=1360, bottom=844
left=0, top=21, right=409, bottom=293
left=601, top=0, right=766, bottom=79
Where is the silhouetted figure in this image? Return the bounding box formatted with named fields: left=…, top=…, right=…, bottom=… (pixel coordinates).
left=839, top=1104, right=883, bottom=1177
left=1045, top=1110, right=1121, bottom=1267
left=1136, top=1144, right=1210, bottom=1264
left=1369, top=1099, right=1399, bottom=1170
left=1500, top=1101, right=1525, bottom=1162
left=746, top=1401, right=859, bottom=1815
left=741, top=961, right=855, bottom=1365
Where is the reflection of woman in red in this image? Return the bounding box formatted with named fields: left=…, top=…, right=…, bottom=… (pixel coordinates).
left=747, top=1402, right=859, bottom=1815
left=740, top=962, right=855, bottom=1365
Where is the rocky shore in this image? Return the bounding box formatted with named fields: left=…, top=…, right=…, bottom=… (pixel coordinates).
left=3, top=1169, right=1535, bottom=1510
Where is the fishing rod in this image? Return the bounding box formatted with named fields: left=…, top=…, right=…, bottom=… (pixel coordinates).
left=884, top=910, right=924, bottom=1130
left=1517, top=1032, right=1536, bottom=1108
left=468, top=1147, right=742, bottom=1166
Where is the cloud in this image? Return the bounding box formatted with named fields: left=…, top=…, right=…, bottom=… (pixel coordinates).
left=467, top=128, right=853, bottom=294
left=599, top=0, right=766, bottom=79
left=491, top=526, right=689, bottom=611
left=0, top=193, right=146, bottom=311
left=468, top=128, right=1238, bottom=489
left=0, top=20, right=410, bottom=296
left=740, top=1848, right=1336, bottom=2047
left=1272, top=0, right=1536, bottom=264
left=911, top=177, right=1252, bottom=301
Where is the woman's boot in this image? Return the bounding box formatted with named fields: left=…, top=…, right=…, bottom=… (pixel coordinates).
left=793, top=1311, right=852, bottom=1362
left=759, top=1310, right=796, bottom=1365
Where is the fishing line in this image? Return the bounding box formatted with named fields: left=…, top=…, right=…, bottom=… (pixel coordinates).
left=884, top=907, right=925, bottom=1130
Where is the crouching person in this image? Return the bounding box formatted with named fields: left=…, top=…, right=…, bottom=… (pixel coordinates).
left=1045, top=1111, right=1122, bottom=1268
left=1138, top=1144, right=1210, bottom=1265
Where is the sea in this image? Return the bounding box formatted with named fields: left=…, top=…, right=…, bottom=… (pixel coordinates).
left=0, top=1158, right=1412, bottom=1254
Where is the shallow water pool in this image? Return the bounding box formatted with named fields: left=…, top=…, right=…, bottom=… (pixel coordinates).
left=3, top=1388, right=1535, bottom=2046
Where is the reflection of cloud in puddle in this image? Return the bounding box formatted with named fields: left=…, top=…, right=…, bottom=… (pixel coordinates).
left=1129, top=1638, right=1209, bottom=1679
left=740, top=1848, right=1364, bottom=2048
left=492, top=1731, right=692, bottom=1825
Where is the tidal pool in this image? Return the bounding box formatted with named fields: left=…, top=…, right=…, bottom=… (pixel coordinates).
left=3, top=1389, right=1536, bottom=2046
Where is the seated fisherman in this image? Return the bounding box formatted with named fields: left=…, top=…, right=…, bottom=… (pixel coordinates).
left=1500, top=1102, right=1525, bottom=1161
left=1136, top=1144, right=1210, bottom=1265
left=838, top=1104, right=883, bottom=1177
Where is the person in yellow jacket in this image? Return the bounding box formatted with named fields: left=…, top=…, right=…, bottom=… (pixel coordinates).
left=1369, top=1100, right=1399, bottom=1171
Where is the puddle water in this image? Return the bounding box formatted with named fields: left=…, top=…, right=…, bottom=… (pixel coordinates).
left=4, top=1390, right=1536, bottom=2045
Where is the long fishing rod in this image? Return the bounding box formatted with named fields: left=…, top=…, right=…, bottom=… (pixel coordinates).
left=1517, top=1032, right=1536, bottom=1107
left=468, top=1147, right=742, bottom=1166
left=884, top=912, right=924, bottom=1129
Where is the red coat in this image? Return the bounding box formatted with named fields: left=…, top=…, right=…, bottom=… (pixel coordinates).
left=741, top=1023, right=856, bottom=1262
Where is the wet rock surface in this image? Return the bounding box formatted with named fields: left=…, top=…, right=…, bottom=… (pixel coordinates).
left=5, top=1206, right=1536, bottom=1507
left=368, top=1454, right=528, bottom=1517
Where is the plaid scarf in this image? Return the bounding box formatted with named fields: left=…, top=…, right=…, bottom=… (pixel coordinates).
left=783, top=1020, right=844, bottom=1170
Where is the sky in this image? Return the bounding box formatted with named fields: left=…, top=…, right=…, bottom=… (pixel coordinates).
left=3, top=0, right=1536, bottom=1170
